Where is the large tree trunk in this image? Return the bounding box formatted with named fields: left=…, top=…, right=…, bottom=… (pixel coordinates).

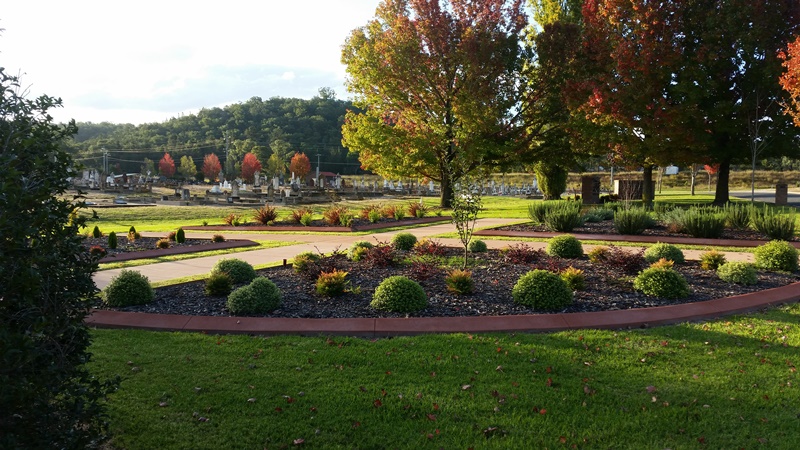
left=690, top=163, right=697, bottom=196
left=642, top=164, right=655, bottom=210
left=712, top=160, right=731, bottom=205
left=440, top=174, right=453, bottom=208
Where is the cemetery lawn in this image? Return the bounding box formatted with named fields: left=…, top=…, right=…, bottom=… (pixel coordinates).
left=89, top=304, right=800, bottom=449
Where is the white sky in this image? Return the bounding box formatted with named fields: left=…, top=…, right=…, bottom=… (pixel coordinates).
left=2, top=0, right=381, bottom=124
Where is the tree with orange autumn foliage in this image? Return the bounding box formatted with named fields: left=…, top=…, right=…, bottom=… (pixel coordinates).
left=289, top=152, right=311, bottom=182
left=779, top=36, right=800, bottom=127
left=158, top=153, right=175, bottom=178
left=202, top=153, right=222, bottom=182
left=240, top=153, right=262, bottom=183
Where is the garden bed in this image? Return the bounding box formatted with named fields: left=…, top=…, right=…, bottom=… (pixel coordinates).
left=86, top=236, right=259, bottom=263
left=183, top=215, right=452, bottom=232
left=97, top=245, right=799, bottom=318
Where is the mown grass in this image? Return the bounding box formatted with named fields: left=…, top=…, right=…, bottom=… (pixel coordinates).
left=89, top=304, right=800, bottom=449
left=98, top=240, right=300, bottom=270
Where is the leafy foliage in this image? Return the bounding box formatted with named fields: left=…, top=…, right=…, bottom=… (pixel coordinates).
left=89, top=245, right=107, bottom=258
left=679, top=208, right=726, bottom=239
left=253, top=205, right=279, bottom=225
left=589, top=245, right=647, bottom=275
left=613, top=208, right=654, bottom=235
left=241, top=152, right=262, bottom=183
left=103, top=270, right=154, bottom=307
left=407, top=201, right=429, bottom=218
left=700, top=250, right=727, bottom=271
left=717, top=262, right=759, bottom=285
left=202, top=153, right=222, bottom=181
left=724, top=203, right=752, bottom=230
left=211, top=234, right=225, bottom=243
left=502, top=243, right=544, bottom=265
left=445, top=269, right=474, bottom=295
left=204, top=271, right=233, bottom=296
left=227, top=277, right=282, bottom=315
left=644, top=243, right=685, bottom=264
left=370, top=276, right=428, bottom=313
left=451, top=185, right=483, bottom=268
left=413, top=238, right=446, bottom=257
left=633, top=267, right=690, bottom=299
left=290, top=207, right=314, bottom=223
left=546, top=234, right=583, bottom=259
left=365, top=243, right=398, bottom=268
left=753, top=240, right=799, bottom=272
left=158, top=152, right=176, bottom=178
left=512, top=270, right=573, bottom=311
left=212, top=258, right=257, bottom=284
left=92, top=224, right=102, bottom=238
left=468, top=239, right=488, bottom=253
left=560, top=266, right=586, bottom=291
left=293, top=251, right=322, bottom=274
left=323, top=205, right=350, bottom=226
left=533, top=161, right=568, bottom=200
left=348, top=241, right=374, bottom=261
left=175, top=227, right=186, bottom=244
left=156, top=238, right=171, bottom=249
left=289, top=152, right=311, bottom=181
left=391, top=232, right=418, bottom=251
left=750, top=206, right=797, bottom=240
left=316, top=270, right=351, bottom=297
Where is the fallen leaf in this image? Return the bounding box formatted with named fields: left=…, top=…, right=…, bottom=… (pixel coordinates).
left=293, top=438, right=305, bottom=445
left=433, top=403, right=440, bottom=410
left=247, top=398, right=256, bottom=403
left=158, top=402, right=168, bottom=407
left=373, top=399, right=382, bottom=408
left=539, top=408, right=547, bottom=415
left=546, top=378, right=553, bottom=387
left=462, top=384, right=472, bottom=390
left=427, top=414, right=436, bottom=421
left=646, top=386, right=657, bottom=393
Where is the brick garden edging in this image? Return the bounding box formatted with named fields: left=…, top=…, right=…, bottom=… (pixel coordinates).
left=183, top=216, right=452, bottom=233
left=98, top=239, right=259, bottom=263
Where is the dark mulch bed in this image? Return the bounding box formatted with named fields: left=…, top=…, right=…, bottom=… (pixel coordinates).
left=494, top=220, right=780, bottom=241
left=85, top=236, right=218, bottom=257
left=101, top=246, right=799, bottom=319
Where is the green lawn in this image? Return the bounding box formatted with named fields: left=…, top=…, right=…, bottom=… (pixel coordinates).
left=89, top=304, right=800, bottom=449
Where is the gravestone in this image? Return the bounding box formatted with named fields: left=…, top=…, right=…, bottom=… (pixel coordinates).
left=581, top=175, right=601, bottom=204
left=614, top=179, right=655, bottom=201
left=181, top=188, right=190, bottom=200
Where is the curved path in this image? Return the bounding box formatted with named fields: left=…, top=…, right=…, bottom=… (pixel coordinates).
left=89, top=219, right=800, bottom=335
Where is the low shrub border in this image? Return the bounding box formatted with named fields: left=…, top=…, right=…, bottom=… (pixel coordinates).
left=98, top=239, right=259, bottom=263
left=182, top=215, right=453, bottom=232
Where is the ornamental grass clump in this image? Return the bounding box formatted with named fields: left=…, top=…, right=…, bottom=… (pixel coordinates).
left=546, top=235, right=583, bottom=259
left=633, top=267, right=689, bottom=299
left=699, top=250, right=727, bottom=271
left=392, top=232, right=417, bottom=251
left=445, top=269, right=474, bottom=295
left=253, top=205, right=279, bottom=225
left=750, top=206, right=796, bottom=241
left=315, top=269, right=351, bottom=297
left=543, top=201, right=584, bottom=232
left=103, top=270, right=154, bottom=307
left=290, top=207, right=314, bottom=223
left=227, top=277, right=282, bottom=315
left=680, top=208, right=726, bottom=238
left=155, top=238, right=171, bottom=249
left=644, top=243, right=685, bottom=264
left=724, top=203, right=751, bottom=230
left=407, top=201, right=429, bottom=218
left=753, top=240, right=799, bottom=272
left=370, top=276, right=427, bottom=312
left=512, top=270, right=573, bottom=311
left=560, top=266, right=586, bottom=291
left=717, top=262, right=758, bottom=285
left=211, top=234, right=225, bottom=243
left=613, top=207, right=654, bottom=235
left=212, top=258, right=257, bottom=284
left=348, top=241, right=374, bottom=261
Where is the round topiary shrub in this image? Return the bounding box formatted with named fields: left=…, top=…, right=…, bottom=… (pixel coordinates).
left=512, top=270, right=573, bottom=311
left=644, top=243, right=685, bottom=264
left=348, top=240, right=374, bottom=261
left=392, top=232, right=418, bottom=251
left=754, top=240, right=799, bottom=272
left=292, top=251, right=321, bottom=273
left=717, top=262, right=758, bottom=285
left=212, top=258, right=257, bottom=284
left=370, top=276, right=427, bottom=312
left=546, top=235, right=583, bottom=259
left=204, top=271, right=233, bottom=296
left=103, top=269, right=154, bottom=307
left=468, top=239, right=488, bottom=253
left=226, top=277, right=282, bottom=315
left=633, top=267, right=689, bottom=299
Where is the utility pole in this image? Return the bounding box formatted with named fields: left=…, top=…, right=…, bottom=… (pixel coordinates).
left=316, top=153, right=321, bottom=181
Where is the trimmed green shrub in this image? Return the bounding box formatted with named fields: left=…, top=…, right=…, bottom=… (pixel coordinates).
left=315, top=270, right=350, bottom=297
left=348, top=240, right=374, bottom=261
left=512, top=270, right=573, bottom=310
left=292, top=251, right=321, bottom=273
left=644, top=243, right=685, bottom=264
left=560, top=266, right=586, bottom=291
left=468, top=239, right=488, bottom=253
left=445, top=269, right=474, bottom=295
left=204, top=271, right=233, bottom=296
left=175, top=227, right=186, bottom=244
left=633, top=267, right=689, bottom=299
left=392, top=232, right=418, bottom=251
left=583, top=207, right=615, bottom=223
left=212, top=258, right=257, bottom=284
left=527, top=201, right=551, bottom=225
left=754, top=240, right=799, bottom=272
left=107, top=231, right=117, bottom=249
left=543, top=205, right=584, bottom=232
left=92, top=225, right=102, bottom=238
left=368, top=209, right=382, bottom=223
left=717, top=262, right=758, bottom=285
left=299, top=212, right=313, bottom=226
left=533, top=161, right=568, bottom=200
left=370, top=276, right=427, bottom=312
left=227, top=277, right=282, bottom=315
left=546, top=234, right=583, bottom=259
left=211, top=234, right=225, bottom=242
left=751, top=207, right=796, bottom=240
left=103, top=270, right=154, bottom=307
left=613, top=208, right=654, bottom=235
left=699, top=250, right=727, bottom=271
left=127, top=226, right=138, bottom=241
left=660, top=208, right=688, bottom=234
left=724, top=203, right=751, bottom=230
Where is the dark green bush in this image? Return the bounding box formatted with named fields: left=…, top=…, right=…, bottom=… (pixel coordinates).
left=679, top=208, right=726, bottom=238
left=699, top=250, right=727, bottom=271
left=546, top=234, right=583, bottom=259
left=204, top=271, right=233, bottom=296
left=92, top=225, right=102, bottom=238
left=107, top=231, right=117, bottom=249
left=468, top=239, right=488, bottom=253
left=724, top=203, right=751, bottom=230
left=753, top=240, right=799, bottom=272
left=527, top=201, right=551, bottom=225
left=212, top=258, right=257, bottom=284
left=445, top=269, right=474, bottom=295
left=227, top=277, right=282, bottom=315
left=211, top=234, right=225, bottom=242
left=156, top=238, right=171, bottom=249
left=644, top=243, right=685, bottom=264
left=392, top=232, right=418, bottom=251
left=348, top=240, right=374, bottom=261
left=176, top=227, right=186, bottom=244
left=583, top=207, right=615, bottom=223
left=633, top=267, right=689, bottom=299
left=751, top=207, right=796, bottom=240
left=512, top=270, right=573, bottom=311
left=543, top=204, right=584, bottom=232
left=717, top=262, right=758, bottom=285
left=370, top=276, right=428, bottom=312
left=103, top=269, right=154, bottom=307
left=614, top=208, right=654, bottom=235
left=533, top=161, right=568, bottom=200
left=293, top=251, right=321, bottom=273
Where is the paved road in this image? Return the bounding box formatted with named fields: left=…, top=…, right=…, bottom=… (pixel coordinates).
left=730, top=189, right=800, bottom=206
